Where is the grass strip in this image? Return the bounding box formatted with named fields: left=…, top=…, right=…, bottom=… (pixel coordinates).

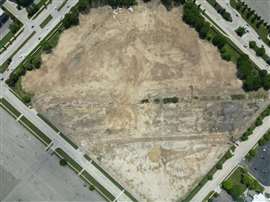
left=0, top=59, right=11, bottom=73
left=58, top=132, right=79, bottom=149
left=92, top=161, right=124, bottom=191
left=0, top=98, right=21, bottom=117
left=81, top=170, right=116, bottom=202
left=37, top=113, right=59, bottom=132
left=0, top=32, right=14, bottom=48
left=36, top=113, right=79, bottom=150
left=84, top=154, right=92, bottom=161
left=57, top=0, right=68, bottom=11
left=20, top=116, right=51, bottom=145
left=11, top=31, right=36, bottom=58
left=55, top=148, right=82, bottom=172
left=40, top=14, right=53, bottom=28
left=124, top=190, right=138, bottom=202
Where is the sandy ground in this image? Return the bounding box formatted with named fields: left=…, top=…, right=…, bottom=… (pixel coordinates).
left=22, top=4, right=265, bottom=202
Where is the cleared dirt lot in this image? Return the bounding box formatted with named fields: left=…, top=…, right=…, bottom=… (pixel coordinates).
left=22, top=4, right=266, bottom=201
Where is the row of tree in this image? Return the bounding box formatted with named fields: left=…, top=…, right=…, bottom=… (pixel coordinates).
left=222, top=168, right=263, bottom=200
left=183, top=0, right=270, bottom=92
left=249, top=41, right=270, bottom=65
left=234, top=0, right=270, bottom=43
left=207, top=0, right=232, bottom=22
left=6, top=54, right=41, bottom=87
left=62, top=0, right=137, bottom=29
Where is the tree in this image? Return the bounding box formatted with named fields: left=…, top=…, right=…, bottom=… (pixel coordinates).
left=89, top=184, right=95, bottom=191
left=15, top=0, right=34, bottom=7
left=243, top=73, right=261, bottom=91
left=262, top=74, right=270, bottom=90
left=242, top=173, right=254, bottom=188
left=212, top=35, right=226, bottom=49
left=78, top=0, right=89, bottom=12
left=59, top=159, right=67, bottom=166
left=256, top=46, right=265, bottom=57
left=216, top=162, right=223, bottom=169
left=9, top=22, right=20, bottom=34
left=235, top=26, right=246, bottom=37
left=63, top=9, right=79, bottom=29
left=221, top=52, right=231, bottom=61
left=249, top=41, right=256, bottom=49
left=222, top=179, right=233, bottom=191
left=42, top=41, right=53, bottom=53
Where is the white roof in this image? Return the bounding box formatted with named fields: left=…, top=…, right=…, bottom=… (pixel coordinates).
left=253, top=193, right=270, bottom=202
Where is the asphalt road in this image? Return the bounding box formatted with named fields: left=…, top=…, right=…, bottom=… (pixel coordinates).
left=0, top=0, right=79, bottom=80
left=196, top=0, right=270, bottom=72
left=0, top=108, right=105, bottom=202
left=0, top=82, right=135, bottom=202
left=0, top=1, right=138, bottom=201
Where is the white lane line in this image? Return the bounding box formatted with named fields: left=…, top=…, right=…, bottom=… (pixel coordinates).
left=113, top=189, right=125, bottom=202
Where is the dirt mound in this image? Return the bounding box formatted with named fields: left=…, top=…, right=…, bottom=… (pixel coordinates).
left=22, top=4, right=264, bottom=202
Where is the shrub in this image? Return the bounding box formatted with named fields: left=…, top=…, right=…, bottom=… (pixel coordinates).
left=59, top=159, right=67, bottom=166
left=216, top=162, right=223, bottom=170
left=89, top=184, right=95, bottom=191
left=235, top=26, right=246, bottom=37
left=249, top=41, right=256, bottom=49
left=222, top=179, right=233, bottom=191
left=212, top=35, right=226, bottom=49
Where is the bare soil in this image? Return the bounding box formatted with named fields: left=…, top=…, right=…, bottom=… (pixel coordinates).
left=22, top=4, right=266, bottom=202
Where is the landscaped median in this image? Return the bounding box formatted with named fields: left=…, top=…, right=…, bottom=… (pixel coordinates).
left=0, top=98, right=21, bottom=118
left=0, top=97, right=137, bottom=202
left=19, top=115, right=52, bottom=145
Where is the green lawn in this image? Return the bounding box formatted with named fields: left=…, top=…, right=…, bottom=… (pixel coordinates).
left=59, top=132, right=79, bottom=149
left=57, top=0, right=68, bottom=11
left=81, top=170, right=116, bottom=202
left=40, top=14, right=52, bottom=28
left=92, top=161, right=124, bottom=191
left=20, top=116, right=52, bottom=145
left=0, top=98, right=21, bottom=118
left=0, top=31, right=14, bottom=48
left=37, top=113, right=59, bottom=132
left=222, top=167, right=264, bottom=199
left=55, top=148, right=82, bottom=172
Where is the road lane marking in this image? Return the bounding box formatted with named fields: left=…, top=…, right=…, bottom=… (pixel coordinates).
left=113, top=189, right=125, bottom=202
left=16, top=114, right=23, bottom=121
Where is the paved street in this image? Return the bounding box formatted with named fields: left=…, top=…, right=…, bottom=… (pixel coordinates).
left=0, top=108, right=105, bottom=202
left=0, top=0, right=78, bottom=80
left=191, top=115, right=270, bottom=201
left=0, top=82, right=136, bottom=202
left=0, top=0, right=138, bottom=201
left=1, top=0, right=269, bottom=201
left=196, top=0, right=270, bottom=72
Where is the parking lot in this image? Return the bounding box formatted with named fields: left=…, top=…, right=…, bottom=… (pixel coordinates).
left=244, top=142, right=270, bottom=186
left=0, top=108, right=105, bottom=202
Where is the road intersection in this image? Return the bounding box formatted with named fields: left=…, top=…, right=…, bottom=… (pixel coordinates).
left=0, top=0, right=138, bottom=201
left=1, top=0, right=270, bottom=201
